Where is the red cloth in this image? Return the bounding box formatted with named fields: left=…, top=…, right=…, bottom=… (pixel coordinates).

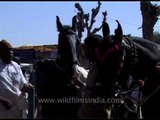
left=138, top=79, right=144, bottom=87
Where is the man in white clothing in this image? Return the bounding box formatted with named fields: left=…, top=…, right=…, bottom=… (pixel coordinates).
left=0, top=40, right=33, bottom=119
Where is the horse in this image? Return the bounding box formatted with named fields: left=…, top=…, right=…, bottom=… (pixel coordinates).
left=35, top=15, right=82, bottom=119
left=78, top=20, right=160, bottom=119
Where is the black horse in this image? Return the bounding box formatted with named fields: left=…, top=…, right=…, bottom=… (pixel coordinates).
left=35, top=15, right=81, bottom=119
left=79, top=21, right=160, bottom=119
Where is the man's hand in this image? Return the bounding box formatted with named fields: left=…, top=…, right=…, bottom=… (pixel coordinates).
left=21, top=83, right=34, bottom=92
left=138, top=80, right=145, bottom=88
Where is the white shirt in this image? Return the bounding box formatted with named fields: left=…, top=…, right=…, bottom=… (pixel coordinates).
left=76, top=65, right=89, bottom=80
left=0, top=58, right=28, bottom=118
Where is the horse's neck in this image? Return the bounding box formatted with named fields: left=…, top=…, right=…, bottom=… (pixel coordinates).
left=123, top=37, right=159, bottom=81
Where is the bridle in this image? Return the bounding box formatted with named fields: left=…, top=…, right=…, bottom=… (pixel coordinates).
left=56, top=30, right=79, bottom=68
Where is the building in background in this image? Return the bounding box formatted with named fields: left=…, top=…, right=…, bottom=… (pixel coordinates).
left=13, top=44, right=58, bottom=63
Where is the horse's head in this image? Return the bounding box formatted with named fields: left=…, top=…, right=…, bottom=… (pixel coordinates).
left=56, top=15, right=81, bottom=78
left=94, top=21, right=124, bottom=87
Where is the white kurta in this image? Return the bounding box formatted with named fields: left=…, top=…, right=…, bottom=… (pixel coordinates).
left=0, top=59, right=28, bottom=119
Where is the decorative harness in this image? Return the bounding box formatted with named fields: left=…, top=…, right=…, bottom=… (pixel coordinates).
left=122, top=36, right=139, bottom=75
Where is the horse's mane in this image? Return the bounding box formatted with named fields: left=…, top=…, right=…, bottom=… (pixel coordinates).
left=131, top=36, right=160, bottom=56
left=126, top=36, right=160, bottom=63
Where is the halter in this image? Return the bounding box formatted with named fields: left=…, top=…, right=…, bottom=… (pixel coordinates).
left=57, top=27, right=80, bottom=73
left=59, top=29, right=77, bottom=36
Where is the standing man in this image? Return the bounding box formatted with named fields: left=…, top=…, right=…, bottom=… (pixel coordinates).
left=0, top=40, right=33, bottom=119
left=78, top=34, right=106, bottom=119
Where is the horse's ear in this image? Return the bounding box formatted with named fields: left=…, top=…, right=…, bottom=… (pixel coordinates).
left=114, top=20, right=123, bottom=39
left=71, top=15, right=77, bottom=32
left=56, top=16, right=63, bottom=32
left=102, top=21, right=110, bottom=39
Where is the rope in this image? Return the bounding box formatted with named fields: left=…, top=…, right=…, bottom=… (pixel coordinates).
left=139, top=84, right=160, bottom=106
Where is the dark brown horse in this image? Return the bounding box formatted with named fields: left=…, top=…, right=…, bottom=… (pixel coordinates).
left=79, top=21, right=160, bottom=119
left=35, top=15, right=82, bottom=119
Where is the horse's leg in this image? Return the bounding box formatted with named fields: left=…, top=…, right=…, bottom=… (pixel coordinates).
left=137, top=106, right=143, bottom=119
left=104, top=105, right=112, bottom=119
left=34, top=102, right=43, bottom=119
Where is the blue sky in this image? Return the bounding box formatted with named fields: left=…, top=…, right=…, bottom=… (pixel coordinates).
left=0, top=1, right=159, bottom=47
